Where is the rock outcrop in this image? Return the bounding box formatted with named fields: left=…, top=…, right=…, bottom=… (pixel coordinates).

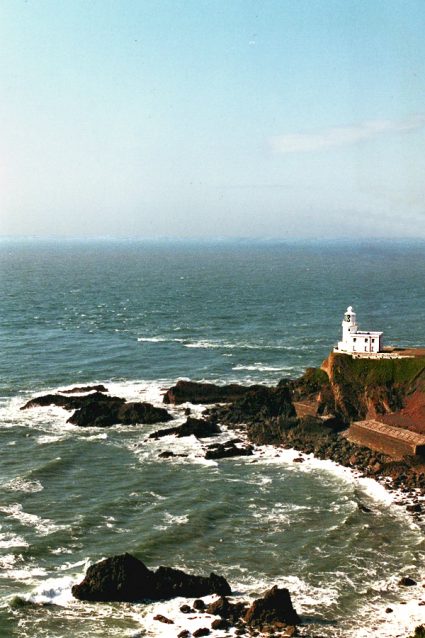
left=243, top=585, right=300, bottom=628
left=163, top=380, right=261, bottom=405
left=205, top=440, right=253, bottom=459
left=22, top=391, right=172, bottom=428
left=72, top=553, right=231, bottom=602
left=149, top=417, right=220, bottom=439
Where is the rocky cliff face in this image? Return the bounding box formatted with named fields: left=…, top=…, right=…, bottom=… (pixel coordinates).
left=320, top=352, right=425, bottom=428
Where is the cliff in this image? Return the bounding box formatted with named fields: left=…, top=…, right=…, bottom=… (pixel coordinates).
left=320, top=352, right=425, bottom=431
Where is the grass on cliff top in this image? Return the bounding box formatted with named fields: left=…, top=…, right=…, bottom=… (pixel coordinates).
left=331, top=353, right=425, bottom=387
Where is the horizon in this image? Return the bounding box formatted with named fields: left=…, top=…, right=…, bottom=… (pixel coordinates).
left=1, top=0, right=424, bottom=239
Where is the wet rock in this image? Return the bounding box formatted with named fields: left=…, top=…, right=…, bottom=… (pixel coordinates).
left=358, top=503, right=372, bottom=513
left=293, top=457, right=304, bottom=463
left=243, top=585, right=300, bottom=628
left=193, top=599, right=206, bottom=611
left=158, top=451, right=176, bottom=458
left=193, top=629, right=210, bottom=637
left=211, top=618, right=230, bottom=630
left=72, top=553, right=231, bottom=602
left=385, top=607, right=393, bottom=613
left=205, top=441, right=253, bottom=460
left=178, top=631, right=191, bottom=638
left=180, top=604, right=192, bottom=613
left=60, top=385, right=108, bottom=394
left=407, top=503, right=422, bottom=513
left=399, top=576, right=417, bottom=586
left=154, top=614, right=174, bottom=624
left=206, top=596, right=247, bottom=623
left=210, top=385, right=296, bottom=429
left=150, top=418, right=220, bottom=440
left=22, top=391, right=173, bottom=428
left=163, top=380, right=257, bottom=405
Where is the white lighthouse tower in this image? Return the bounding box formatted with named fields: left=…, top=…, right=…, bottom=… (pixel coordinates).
left=335, top=306, right=383, bottom=355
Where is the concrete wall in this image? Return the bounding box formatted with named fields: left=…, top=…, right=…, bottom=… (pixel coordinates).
left=347, top=420, right=425, bottom=458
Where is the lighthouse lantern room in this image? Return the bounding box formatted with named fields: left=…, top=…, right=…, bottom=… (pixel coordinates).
left=335, top=306, right=383, bottom=355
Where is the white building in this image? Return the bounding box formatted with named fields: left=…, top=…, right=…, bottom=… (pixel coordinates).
left=334, top=306, right=383, bottom=355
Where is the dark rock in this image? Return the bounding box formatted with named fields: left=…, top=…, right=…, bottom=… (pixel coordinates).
left=184, top=407, right=191, bottom=415
left=205, top=442, right=253, bottom=460
left=358, top=503, right=372, bottom=513
left=71, top=553, right=154, bottom=602
left=153, top=614, right=174, bottom=624
left=60, top=385, right=108, bottom=394
left=193, top=629, right=210, bottom=637
left=163, top=380, right=257, bottom=405
left=385, top=607, right=393, bottom=613
left=180, top=604, right=192, bottom=613
left=211, top=618, right=230, bottom=630
left=210, top=385, right=296, bottom=429
left=243, top=585, right=300, bottom=627
left=68, top=399, right=172, bottom=428
left=399, top=576, right=417, bottom=586
left=150, top=418, right=220, bottom=440
left=407, top=503, right=422, bottom=513
left=193, top=599, right=206, bottom=611
left=72, top=553, right=231, bottom=602
left=178, top=631, right=191, bottom=638
left=159, top=451, right=176, bottom=458
left=22, top=391, right=173, bottom=428
left=293, top=457, right=304, bottom=463
left=206, top=596, right=247, bottom=623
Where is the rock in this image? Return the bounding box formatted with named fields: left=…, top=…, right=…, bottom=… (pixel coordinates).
left=210, top=385, right=296, bottom=428
left=204, top=442, right=253, bottom=460
left=358, top=503, right=372, bottom=513
left=211, top=618, right=230, bottom=630
left=150, top=418, right=220, bottom=440
left=243, top=585, right=300, bottom=628
left=22, top=391, right=173, bottom=428
left=71, top=553, right=154, bottom=601
left=158, top=451, right=176, bottom=458
left=193, top=629, right=210, bottom=637
left=72, top=553, right=231, bottom=602
left=385, top=607, right=393, bottom=613
left=193, top=599, right=206, bottom=611
left=399, top=576, right=417, bottom=586
left=206, top=596, right=247, bottom=623
left=178, top=631, right=191, bottom=638
left=163, top=380, right=257, bottom=405
left=68, top=399, right=172, bottom=428
left=60, top=385, right=108, bottom=394
left=180, top=604, right=192, bottom=613
left=407, top=503, right=422, bottom=513
left=293, top=457, right=304, bottom=463
left=153, top=614, right=174, bottom=624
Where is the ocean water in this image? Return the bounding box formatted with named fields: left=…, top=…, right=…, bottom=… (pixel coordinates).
left=1, top=238, right=425, bottom=637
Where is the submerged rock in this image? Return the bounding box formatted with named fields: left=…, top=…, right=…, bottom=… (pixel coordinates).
left=72, top=553, right=231, bottom=602
left=149, top=418, right=220, bottom=439
left=204, top=441, right=253, bottom=460
left=163, top=380, right=259, bottom=405
left=60, top=384, right=108, bottom=394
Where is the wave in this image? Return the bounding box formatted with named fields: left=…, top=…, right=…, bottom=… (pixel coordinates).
left=232, top=364, right=295, bottom=372
left=0, top=503, right=65, bottom=536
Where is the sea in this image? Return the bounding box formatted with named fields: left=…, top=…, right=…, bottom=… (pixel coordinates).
left=1, top=238, right=425, bottom=638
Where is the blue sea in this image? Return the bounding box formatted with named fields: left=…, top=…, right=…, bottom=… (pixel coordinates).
left=1, top=238, right=425, bottom=637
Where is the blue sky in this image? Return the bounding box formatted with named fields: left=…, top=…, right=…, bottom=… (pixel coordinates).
left=1, top=0, right=424, bottom=238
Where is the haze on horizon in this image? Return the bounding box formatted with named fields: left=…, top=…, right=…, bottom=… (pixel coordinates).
left=1, top=0, right=424, bottom=240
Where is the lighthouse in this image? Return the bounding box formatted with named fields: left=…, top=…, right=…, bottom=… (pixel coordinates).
left=335, top=306, right=383, bottom=355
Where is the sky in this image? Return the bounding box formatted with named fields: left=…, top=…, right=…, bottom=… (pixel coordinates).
left=0, top=0, right=424, bottom=239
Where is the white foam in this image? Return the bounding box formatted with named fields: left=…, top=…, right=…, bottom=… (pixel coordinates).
left=0, top=532, right=29, bottom=549
left=24, top=575, right=75, bottom=606
left=232, top=364, right=295, bottom=372
left=0, top=503, right=64, bottom=536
